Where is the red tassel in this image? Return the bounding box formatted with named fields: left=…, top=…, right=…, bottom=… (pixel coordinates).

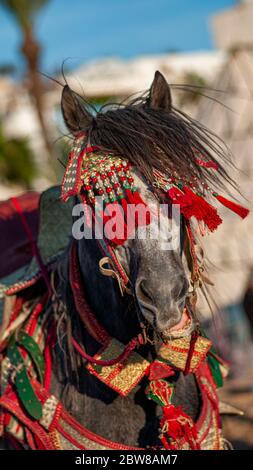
left=125, top=188, right=135, bottom=204
left=103, top=201, right=128, bottom=245
left=101, top=190, right=152, bottom=245
left=125, top=188, right=145, bottom=205
left=168, top=186, right=222, bottom=231
left=160, top=434, right=171, bottom=450
left=214, top=193, right=249, bottom=219
left=160, top=405, right=200, bottom=450
left=132, top=190, right=147, bottom=205
left=183, top=187, right=222, bottom=231
left=121, top=197, right=128, bottom=217
left=168, top=186, right=193, bottom=217
left=125, top=189, right=151, bottom=226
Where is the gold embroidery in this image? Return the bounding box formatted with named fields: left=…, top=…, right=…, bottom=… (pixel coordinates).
left=158, top=336, right=211, bottom=373
left=197, top=403, right=212, bottom=441
left=58, top=433, right=79, bottom=451
left=200, top=416, right=221, bottom=450
left=197, top=400, right=222, bottom=450
left=48, top=429, right=62, bottom=450
left=87, top=339, right=150, bottom=396
left=200, top=377, right=218, bottom=403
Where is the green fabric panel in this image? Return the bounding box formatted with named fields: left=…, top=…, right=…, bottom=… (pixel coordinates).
left=7, top=339, right=42, bottom=420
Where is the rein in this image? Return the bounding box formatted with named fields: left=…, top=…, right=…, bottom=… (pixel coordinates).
left=72, top=337, right=139, bottom=366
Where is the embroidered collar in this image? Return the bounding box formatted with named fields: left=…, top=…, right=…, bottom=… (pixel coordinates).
left=0, top=262, right=227, bottom=450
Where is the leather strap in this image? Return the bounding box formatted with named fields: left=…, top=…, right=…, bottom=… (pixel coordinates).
left=7, top=337, right=42, bottom=420
left=17, top=330, right=45, bottom=384
left=99, top=256, right=131, bottom=296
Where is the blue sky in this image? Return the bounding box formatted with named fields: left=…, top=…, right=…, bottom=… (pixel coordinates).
left=0, top=0, right=237, bottom=73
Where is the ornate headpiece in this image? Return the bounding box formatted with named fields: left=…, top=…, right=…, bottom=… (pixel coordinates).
left=61, top=132, right=249, bottom=242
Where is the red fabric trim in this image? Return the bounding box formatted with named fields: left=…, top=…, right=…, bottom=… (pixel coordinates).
left=0, top=394, right=56, bottom=450
left=25, top=428, right=37, bottom=450
left=61, top=133, right=94, bottom=203
left=0, top=359, right=220, bottom=450
left=61, top=149, right=84, bottom=202
left=184, top=331, right=198, bottom=375
left=44, top=330, right=54, bottom=391
left=56, top=422, right=87, bottom=449
left=32, top=380, right=143, bottom=450
left=60, top=406, right=143, bottom=450
left=195, top=363, right=221, bottom=449
left=25, top=301, right=45, bottom=335
left=5, top=273, right=41, bottom=296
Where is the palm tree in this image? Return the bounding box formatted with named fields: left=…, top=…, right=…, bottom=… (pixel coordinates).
left=0, top=121, right=36, bottom=187
left=0, top=0, right=56, bottom=178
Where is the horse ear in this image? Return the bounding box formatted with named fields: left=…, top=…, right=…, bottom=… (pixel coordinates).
left=149, top=71, right=172, bottom=110
left=61, top=85, right=93, bottom=135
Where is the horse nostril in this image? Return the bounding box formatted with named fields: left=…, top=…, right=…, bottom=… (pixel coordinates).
left=137, top=280, right=153, bottom=302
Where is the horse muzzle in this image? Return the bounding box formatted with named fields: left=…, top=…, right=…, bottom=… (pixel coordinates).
left=161, top=306, right=196, bottom=341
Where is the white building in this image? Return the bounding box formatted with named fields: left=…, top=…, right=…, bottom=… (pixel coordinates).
left=65, top=51, right=226, bottom=99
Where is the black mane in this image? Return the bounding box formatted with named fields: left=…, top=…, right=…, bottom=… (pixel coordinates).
left=65, top=89, right=235, bottom=194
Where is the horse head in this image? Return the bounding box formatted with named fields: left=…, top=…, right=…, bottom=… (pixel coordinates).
left=60, top=70, right=243, bottom=345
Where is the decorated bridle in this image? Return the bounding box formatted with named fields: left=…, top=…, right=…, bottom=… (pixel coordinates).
left=61, top=131, right=248, bottom=300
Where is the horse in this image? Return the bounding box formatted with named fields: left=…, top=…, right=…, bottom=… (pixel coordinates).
left=0, top=71, right=248, bottom=450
